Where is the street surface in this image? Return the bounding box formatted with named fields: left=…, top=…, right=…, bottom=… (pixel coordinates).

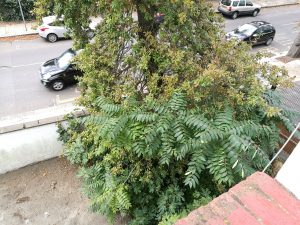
left=0, top=5, right=300, bottom=118
left=224, top=5, right=300, bottom=53
left=0, top=38, right=77, bottom=117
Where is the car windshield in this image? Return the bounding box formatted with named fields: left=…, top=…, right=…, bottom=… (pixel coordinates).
left=235, top=24, right=257, bottom=36
left=221, top=0, right=231, bottom=6
left=57, top=50, right=74, bottom=68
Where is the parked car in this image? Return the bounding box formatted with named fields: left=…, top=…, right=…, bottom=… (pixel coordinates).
left=226, top=21, right=276, bottom=46
left=38, top=16, right=98, bottom=43
left=218, top=0, right=261, bottom=19
left=39, top=48, right=83, bottom=91
left=38, top=16, right=68, bottom=42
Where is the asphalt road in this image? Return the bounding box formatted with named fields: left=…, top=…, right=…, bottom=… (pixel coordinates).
left=0, top=5, right=300, bottom=118
left=0, top=38, right=77, bottom=117
left=223, top=5, right=300, bottom=53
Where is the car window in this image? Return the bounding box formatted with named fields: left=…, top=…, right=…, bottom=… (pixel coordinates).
left=262, top=25, right=273, bottom=33
left=232, top=1, right=239, bottom=6
left=50, top=20, right=64, bottom=27
left=221, top=0, right=232, bottom=6
left=239, top=0, right=246, bottom=6
left=235, top=24, right=257, bottom=36
left=57, top=51, right=75, bottom=69
left=255, top=28, right=263, bottom=34
left=246, top=0, right=253, bottom=6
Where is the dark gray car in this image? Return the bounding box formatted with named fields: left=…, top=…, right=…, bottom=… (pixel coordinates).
left=39, top=49, right=83, bottom=91
left=226, top=21, right=276, bottom=46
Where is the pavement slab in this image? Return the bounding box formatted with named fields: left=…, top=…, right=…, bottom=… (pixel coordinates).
left=0, top=157, right=127, bottom=225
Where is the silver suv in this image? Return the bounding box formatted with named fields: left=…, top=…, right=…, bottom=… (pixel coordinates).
left=218, top=0, right=261, bottom=19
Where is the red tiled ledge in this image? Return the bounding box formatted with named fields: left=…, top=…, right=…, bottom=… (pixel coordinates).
left=175, top=172, right=300, bottom=225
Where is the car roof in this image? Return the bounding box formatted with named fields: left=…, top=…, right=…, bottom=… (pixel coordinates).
left=42, top=16, right=56, bottom=25
left=249, top=21, right=271, bottom=27
left=42, top=15, right=64, bottom=25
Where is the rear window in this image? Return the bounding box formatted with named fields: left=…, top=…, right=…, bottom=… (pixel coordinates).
left=221, top=0, right=232, bottom=6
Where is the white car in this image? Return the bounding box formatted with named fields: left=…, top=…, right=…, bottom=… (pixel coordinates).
left=38, top=16, right=68, bottom=42
left=38, top=16, right=99, bottom=43
left=218, top=0, right=261, bottom=19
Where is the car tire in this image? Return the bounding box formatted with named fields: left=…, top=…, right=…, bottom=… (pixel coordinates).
left=47, top=33, right=58, bottom=43
left=51, top=80, right=65, bottom=91
left=265, top=37, right=273, bottom=46
left=87, top=30, right=94, bottom=39
left=232, top=12, right=238, bottom=19
left=252, top=9, right=259, bottom=17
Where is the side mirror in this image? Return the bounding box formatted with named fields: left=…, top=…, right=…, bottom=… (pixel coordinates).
left=68, top=64, right=76, bottom=70
left=253, top=33, right=258, bottom=37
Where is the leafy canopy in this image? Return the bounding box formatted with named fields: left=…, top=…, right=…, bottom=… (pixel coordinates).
left=36, top=0, right=295, bottom=224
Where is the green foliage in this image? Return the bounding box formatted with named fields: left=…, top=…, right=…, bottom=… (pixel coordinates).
left=0, top=0, right=35, bottom=21
left=48, top=0, right=297, bottom=224
left=57, top=90, right=293, bottom=224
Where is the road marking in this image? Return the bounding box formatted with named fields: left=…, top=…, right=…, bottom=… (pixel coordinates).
left=55, top=95, right=77, bottom=105
left=281, top=22, right=299, bottom=27
left=0, top=62, right=43, bottom=70
left=292, top=30, right=300, bottom=34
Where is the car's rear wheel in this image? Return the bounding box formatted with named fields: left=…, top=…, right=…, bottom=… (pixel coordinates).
left=51, top=80, right=65, bottom=91
left=232, top=12, right=238, bottom=19
left=87, top=30, right=94, bottom=39
left=47, top=33, right=58, bottom=43
left=265, top=37, right=273, bottom=46
left=252, top=9, right=259, bottom=17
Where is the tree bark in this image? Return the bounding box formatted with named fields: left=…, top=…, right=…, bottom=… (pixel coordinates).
left=287, top=32, right=300, bottom=58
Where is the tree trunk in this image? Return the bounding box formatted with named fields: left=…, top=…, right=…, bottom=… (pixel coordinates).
left=287, top=32, right=300, bottom=58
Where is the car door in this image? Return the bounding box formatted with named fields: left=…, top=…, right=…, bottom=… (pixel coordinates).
left=251, top=27, right=264, bottom=45
left=64, top=64, right=81, bottom=84
left=237, top=0, right=246, bottom=14
left=262, top=25, right=275, bottom=42
left=50, top=20, right=68, bottom=38
left=245, top=0, right=254, bottom=14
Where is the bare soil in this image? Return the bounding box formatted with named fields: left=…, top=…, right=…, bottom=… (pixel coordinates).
left=0, top=34, right=39, bottom=42
left=276, top=55, right=297, bottom=63
left=0, top=157, right=126, bottom=225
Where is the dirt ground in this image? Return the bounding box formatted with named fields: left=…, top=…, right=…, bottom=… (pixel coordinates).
left=0, top=157, right=126, bottom=225
left=0, top=34, right=39, bottom=42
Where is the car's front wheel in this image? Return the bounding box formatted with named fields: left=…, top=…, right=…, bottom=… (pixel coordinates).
left=51, top=80, right=65, bottom=91
left=252, top=9, right=259, bottom=17
left=47, top=33, right=58, bottom=43
left=232, top=12, right=238, bottom=19
left=265, top=37, right=273, bottom=46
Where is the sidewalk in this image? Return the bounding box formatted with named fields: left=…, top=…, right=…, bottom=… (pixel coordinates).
left=208, top=0, right=299, bottom=9
left=265, top=52, right=300, bottom=123
left=0, top=21, right=38, bottom=38
left=0, top=0, right=299, bottom=38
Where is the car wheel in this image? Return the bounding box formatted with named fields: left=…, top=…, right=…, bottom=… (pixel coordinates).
left=265, top=37, right=273, bottom=46
left=51, top=80, right=65, bottom=91
left=232, top=12, right=238, bottom=19
left=47, top=33, right=58, bottom=43
left=87, top=30, right=94, bottom=39
left=252, top=9, right=259, bottom=17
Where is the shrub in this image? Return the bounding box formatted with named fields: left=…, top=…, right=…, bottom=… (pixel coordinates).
left=49, top=0, right=295, bottom=224
left=0, top=0, right=35, bottom=21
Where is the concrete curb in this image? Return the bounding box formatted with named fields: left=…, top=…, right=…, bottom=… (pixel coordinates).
left=260, top=2, right=299, bottom=8
left=0, top=31, right=38, bottom=38
left=0, top=104, right=88, bottom=134
left=212, top=2, right=299, bottom=13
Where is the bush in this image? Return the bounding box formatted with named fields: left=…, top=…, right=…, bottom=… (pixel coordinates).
left=49, top=0, right=295, bottom=224
left=0, top=0, right=35, bottom=21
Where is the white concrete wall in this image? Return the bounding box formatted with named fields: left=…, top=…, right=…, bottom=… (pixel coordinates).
left=276, top=143, right=300, bottom=199
left=0, top=124, right=63, bottom=174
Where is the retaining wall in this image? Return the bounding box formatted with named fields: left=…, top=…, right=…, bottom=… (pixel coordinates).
left=0, top=104, right=87, bottom=174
